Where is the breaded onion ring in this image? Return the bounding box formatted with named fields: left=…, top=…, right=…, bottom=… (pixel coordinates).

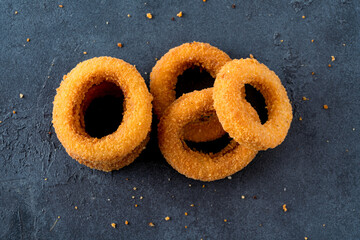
left=158, top=88, right=259, bottom=181
left=213, top=58, right=293, bottom=150
left=53, top=57, right=153, bottom=171
left=150, top=42, right=231, bottom=142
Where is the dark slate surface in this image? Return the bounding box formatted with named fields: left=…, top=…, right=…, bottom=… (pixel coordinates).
left=1, top=0, right=359, bottom=239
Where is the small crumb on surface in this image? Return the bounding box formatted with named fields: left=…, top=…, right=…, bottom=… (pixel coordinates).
left=148, top=222, right=155, bottom=227
left=127, top=14, right=131, bottom=17
left=185, top=225, right=188, bottom=229
left=111, top=223, right=116, bottom=228
left=323, top=105, right=329, bottom=110
left=185, top=212, right=188, bottom=216
left=241, top=195, right=245, bottom=199
left=302, top=15, right=306, bottom=19
left=133, top=187, right=137, bottom=190
left=146, top=13, right=153, bottom=19
left=165, top=216, right=170, bottom=221
left=27, top=38, right=30, bottom=42
left=253, top=195, right=257, bottom=199
left=331, top=56, right=335, bottom=61
left=44, top=178, right=48, bottom=181
left=232, top=4, right=236, bottom=9
left=131, top=196, right=135, bottom=199
left=203, top=0, right=207, bottom=2
left=134, top=204, right=138, bottom=207
left=140, top=196, right=143, bottom=200
left=328, top=64, right=332, bottom=68
left=20, top=93, right=24, bottom=98
left=302, top=96, right=309, bottom=101
left=227, top=176, right=232, bottom=180
left=13, top=110, right=16, bottom=114
left=15, top=11, right=18, bottom=14
left=249, top=54, right=254, bottom=59
left=74, top=206, right=78, bottom=209
left=83, top=51, right=87, bottom=55
left=224, top=219, right=227, bottom=222
left=190, top=204, right=194, bottom=207
left=304, top=237, right=308, bottom=240
left=171, top=17, right=175, bottom=21
left=299, top=117, right=303, bottom=121
left=202, top=185, right=205, bottom=188
left=311, top=39, right=314, bottom=43
left=280, top=39, right=284, bottom=42
left=59, top=4, right=63, bottom=8
left=117, top=43, right=123, bottom=48
left=323, top=224, right=326, bottom=227
left=177, top=11, right=183, bottom=17
left=283, top=204, right=288, bottom=212
left=125, top=220, right=129, bottom=225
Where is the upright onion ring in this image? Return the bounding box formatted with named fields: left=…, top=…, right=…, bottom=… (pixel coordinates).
left=53, top=57, right=153, bottom=171
left=150, top=42, right=231, bottom=142
left=213, top=58, right=293, bottom=150
left=158, top=88, right=259, bottom=181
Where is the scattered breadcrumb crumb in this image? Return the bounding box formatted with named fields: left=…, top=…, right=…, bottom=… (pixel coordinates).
left=328, top=64, right=332, bottom=68
left=185, top=226, right=188, bottom=229
left=74, top=206, right=78, bottom=209
left=140, top=196, right=143, bottom=200
left=202, top=185, right=205, bottom=188
left=117, top=43, right=123, bottom=48
left=131, top=196, right=135, bottom=199
left=19, top=93, right=24, bottom=98
left=27, top=38, right=30, bottom=42
left=15, top=11, right=18, bottom=15
left=203, top=0, right=207, bottom=2
left=146, top=13, right=153, bottom=19
left=171, top=17, right=175, bottom=21
left=125, top=220, right=129, bottom=225
left=311, top=72, right=315, bottom=75
left=299, top=117, right=303, bottom=121
left=134, top=204, right=138, bottom=207
left=342, top=43, right=346, bottom=46
left=304, top=237, right=308, bottom=240
left=331, top=56, right=335, bottom=62
left=83, top=51, right=87, bottom=55
left=184, top=212, right=188, bottom=216
left=59, top=4, right=63, bottom=8
left=302, top=15, right=306, bottom=19
left=12, top=110, right=16, bottom=114
left=311, top=39, right=314, bottom=43
left=177, top=11, right=183, bottom=18
left=323, top=105, right=328, bottom=110
left=283, top=204, right=288, bottom=212
left=323, top=224, right=326, bottom=227
left=227, top=176, right=232, bottom=180
left=148, top=222, right=155, bottom=227
left=133, top=187, right=137, bottom=190
left=253, top=195, right=257, bottom=199
left=224, top=219, right=227, bottom=222
left=127, top=14, right=131, bottom=17
left=302, top=96, right=309, bottom=101
left=241, top=195, right=245, bottom=199
left=44, top=178, right=48, bottom=181
left=280, top=39, right=284, bottom=42
left=111, top=223, right=116, bottom=228
left=165, top=216, right=170, bottom=221
left=232, top=4, right=236, bottom=9
left=190, top=204, right=194, bottom=207
left=0, top=121, right=2, bottom=123
left=249, top=54, right=254, bottom=59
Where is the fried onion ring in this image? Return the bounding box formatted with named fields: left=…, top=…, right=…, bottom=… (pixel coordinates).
left=150, top=42, right=231, bottom=142
left=53, top=57, right=153, bottom=171
left=213, top=58, right=293, bottom=150
left=158, top=88, right=259, bottom=181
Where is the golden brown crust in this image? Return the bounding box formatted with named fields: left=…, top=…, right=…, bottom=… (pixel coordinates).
left=150, top=42, right=231, bottom=142
left=213, top=58, right=293, bottom=150
left=53, top=56, right=153, bottom=171
left=158, top=88, right=259, bottom=181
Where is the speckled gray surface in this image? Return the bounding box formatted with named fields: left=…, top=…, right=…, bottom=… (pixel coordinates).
left=1, top=0, right=359, bottom=239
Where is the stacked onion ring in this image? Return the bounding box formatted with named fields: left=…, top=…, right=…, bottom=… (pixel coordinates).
left=152, top=42, right=292, bottom=181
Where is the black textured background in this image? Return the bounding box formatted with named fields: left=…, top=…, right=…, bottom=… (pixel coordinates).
left=1, top=0, right=359, bottom=239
